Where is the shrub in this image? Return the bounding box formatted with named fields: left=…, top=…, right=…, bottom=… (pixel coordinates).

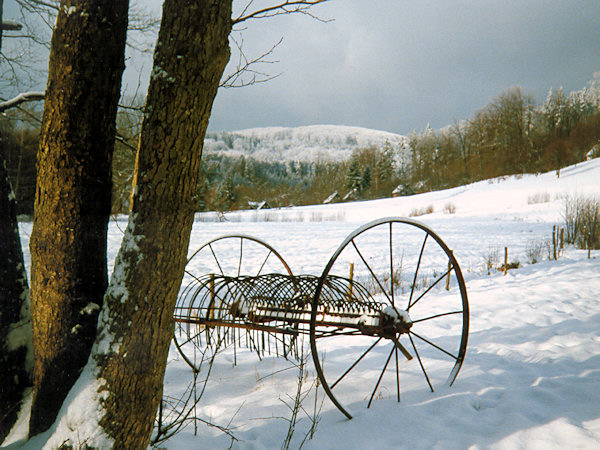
left=484, top=245, right=500, bottom=274
left=527, top=192, right=551, bottom=204
left=409, top=204, right=434, bottom=217
left=564, top=195, right=600, bottom=250
left=443, top=202, right=456, bottom=214
left=526, top=239, right=546, bottom=264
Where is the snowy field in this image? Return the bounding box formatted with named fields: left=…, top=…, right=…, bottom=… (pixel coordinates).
left=9, top=159, right=600, bottom=449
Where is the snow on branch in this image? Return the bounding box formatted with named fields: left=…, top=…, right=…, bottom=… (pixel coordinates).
left=0, top=91, right=45, bottom=113
left=233, top=0, right=331, bottom=25
left=1, top=21, right=23, bottom=31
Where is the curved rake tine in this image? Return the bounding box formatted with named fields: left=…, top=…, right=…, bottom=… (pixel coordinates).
left=411, top=331, right=459, bottom=361
left=368, top=344, right=395, bottom=408
left=315, top=329, right=363, bottom=339
left=408, top=267, right=452, bottom=311
left=351, top=239, right=393, bottom=305
left=408, top=233, right=428, bottom=309
left=331, top=337, right=382, bottom=390
left=408, top=333, right=434, bottom=392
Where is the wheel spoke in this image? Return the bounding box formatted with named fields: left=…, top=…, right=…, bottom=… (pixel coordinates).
left=330, top=337, right=382, bottom=389
left=408, top=234, right=428, bottom=309
left=367, top=344, right=395, bottom=408
left=410, top=330, right=459, bottom=361
left=351, top=239, right=392, bottom=304
left=184, top=269, right=204, bottom=285
left=395, top=346, right=400, bottom=402
left=411, top=310, right=463, bottom=323
left=408, top=333, right=434, bottom=392
left=389, top=222, right=395, bottom=307
left=237, top=237, right=243, bottom=277
left=408, top=266, right=452, bottom=311
left=177, top=329, right=203, bottom=347
left=208, top=243, right=225, bottom=276
left=257, top=249, right=273, bottom=276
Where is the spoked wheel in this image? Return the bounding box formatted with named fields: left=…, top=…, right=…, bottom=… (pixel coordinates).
left=174, top=234, right=294, bottom=372
left=310, top=217, right=469, bottom=419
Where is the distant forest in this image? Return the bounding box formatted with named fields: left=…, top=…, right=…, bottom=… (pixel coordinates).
left=3, top=76, right=600, bottom=216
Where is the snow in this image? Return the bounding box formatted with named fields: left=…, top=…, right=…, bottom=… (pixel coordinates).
left=382, top=305, right=412, bottom=325
left=6, top=158, right=600, bottom=448
left=204, top=124, right=408, bottom=162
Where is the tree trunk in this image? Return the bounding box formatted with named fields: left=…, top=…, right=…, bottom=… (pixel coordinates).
left=0, top=0, right=33, bottom=441
left=44, top=1, right=232, bottom=447
left=0, top=143, right=32, bottom=443
left=28, top=0, right=128, bottom=435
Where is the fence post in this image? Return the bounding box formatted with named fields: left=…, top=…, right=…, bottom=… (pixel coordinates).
left=560, top=227, right=564, bottom=256
left=348, top=262, right=354, bottom=298
left=445, top=252, right=452, bottom=291
left=209, top=273, right=215, bottom=319
left=504, top=247, right=508, bottom=276
left=552, top=225, right=557, bottom=260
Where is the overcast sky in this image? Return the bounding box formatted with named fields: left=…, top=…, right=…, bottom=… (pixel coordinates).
left=113, top=1, right=600, bottom=135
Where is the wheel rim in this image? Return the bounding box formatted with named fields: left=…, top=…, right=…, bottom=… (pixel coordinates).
left=174, top=234, right=294, bottom=372
left=310, top=217, right=469, bottom=418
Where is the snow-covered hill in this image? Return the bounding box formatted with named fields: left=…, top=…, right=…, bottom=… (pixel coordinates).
left=204, top=124, right=408, bottom=162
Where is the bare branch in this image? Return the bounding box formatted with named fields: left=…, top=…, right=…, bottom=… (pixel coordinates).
left=233, top=0, right=332, bottom=25
left=0, top=91, right=44, bottom=113
left=16, top=0, right=58, bottom=11
left=220, top=35, right=282, bottom=89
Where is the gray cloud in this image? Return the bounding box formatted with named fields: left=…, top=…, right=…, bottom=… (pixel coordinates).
left=135, top=0, right=600, bottom=135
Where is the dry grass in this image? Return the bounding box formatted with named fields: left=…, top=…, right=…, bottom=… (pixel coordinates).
left=409, top=204, right=434, bottom=217
left=527, top=192, right=551, bottom=204
left=443, top=202, right=457, bottom=214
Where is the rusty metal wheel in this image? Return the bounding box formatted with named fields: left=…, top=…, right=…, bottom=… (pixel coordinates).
left=174, top=234, right=294, bottom=372
left=310, top=217, right=469, bottom=418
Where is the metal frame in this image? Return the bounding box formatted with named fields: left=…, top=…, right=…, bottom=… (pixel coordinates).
left=173, top=218, right=470, bottom=419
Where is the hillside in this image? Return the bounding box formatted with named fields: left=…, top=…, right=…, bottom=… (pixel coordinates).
left=197, top=157, right=600, bottom=225
left=204, top=124, right=408, bottom=162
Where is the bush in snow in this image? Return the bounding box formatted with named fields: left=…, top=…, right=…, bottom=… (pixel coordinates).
left=564, top=195, right=600, bottom=250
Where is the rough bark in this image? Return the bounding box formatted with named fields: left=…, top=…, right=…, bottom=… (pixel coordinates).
left=92, top=1, right=231, bottom=446
left=0, top=142, right=32, bottom=443
left=28, top=0, right=128, bottom=435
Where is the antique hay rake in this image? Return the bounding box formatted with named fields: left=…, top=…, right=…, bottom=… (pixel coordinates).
left=173, top=217, right=469, bottom=419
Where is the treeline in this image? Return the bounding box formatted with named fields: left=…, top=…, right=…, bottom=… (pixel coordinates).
left=2, top=76, right=600, bottom=216
left=196, top=141, right=399, bottom=211
left=408, top=81, right=600, bottom=190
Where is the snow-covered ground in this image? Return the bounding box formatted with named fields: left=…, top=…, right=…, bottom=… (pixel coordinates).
left=7, top=158, right=600, bottom=449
